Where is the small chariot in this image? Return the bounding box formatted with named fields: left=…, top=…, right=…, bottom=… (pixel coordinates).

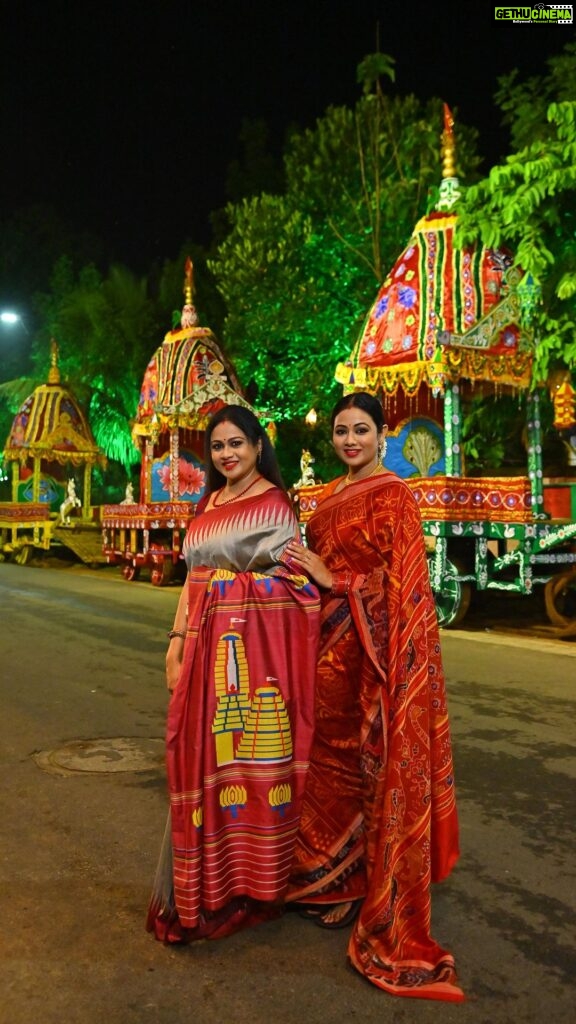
left=0, top=341, right=107, bottom=568
left=101, top=260, right=260, bottom=585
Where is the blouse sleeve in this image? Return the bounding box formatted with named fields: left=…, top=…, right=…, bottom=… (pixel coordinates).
left=243, top=496, right=301, bottom=572
left=246, top=517, right=300, bottom=571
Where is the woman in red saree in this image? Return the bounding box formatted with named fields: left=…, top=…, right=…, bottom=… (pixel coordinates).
left=147, top=406, right=320, bottom=943
left=285, top=392, right=463, bottom=1002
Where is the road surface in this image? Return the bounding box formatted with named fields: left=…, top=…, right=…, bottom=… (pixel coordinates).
left=0, top=561, right=574, bottom=1024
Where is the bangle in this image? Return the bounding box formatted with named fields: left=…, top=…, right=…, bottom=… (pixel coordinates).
left=167, top=629, right=186, bottom=640
left=330, top=572, right=352, bottom=596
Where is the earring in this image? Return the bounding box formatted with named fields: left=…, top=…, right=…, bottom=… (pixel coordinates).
left=257, top=446, right=262, bottom=466
left=378, top=437, right=387, bottom=462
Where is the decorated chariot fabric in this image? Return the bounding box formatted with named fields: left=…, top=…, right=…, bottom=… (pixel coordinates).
left=147, top=488, right=320, bottom=942
left=286, top=472, right=464, bottom=1002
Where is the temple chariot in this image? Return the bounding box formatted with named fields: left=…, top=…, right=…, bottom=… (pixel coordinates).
left=101, top=260, right=260, bottom=584
left=301, top=107, right=576, bottom=633
left=0, top=340, right=107, bottom=566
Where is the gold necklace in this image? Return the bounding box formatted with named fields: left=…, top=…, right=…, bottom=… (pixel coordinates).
left=213, top=474, right=263, bottom=507
left=345, top=460, right=383, bottom=486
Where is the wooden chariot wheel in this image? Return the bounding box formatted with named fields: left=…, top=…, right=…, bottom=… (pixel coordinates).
left=149, top=543, right=175, bottom=587
left=121, top=562, right=141, bottom=582
left=544, top=566, right=576, bottom=636
left=428, top=555, right=472, bottom=629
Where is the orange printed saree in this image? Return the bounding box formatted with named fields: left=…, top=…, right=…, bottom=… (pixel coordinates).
left=287, top=472, right=463, bottom=1001
left=148, top=489, right=320, bottom=942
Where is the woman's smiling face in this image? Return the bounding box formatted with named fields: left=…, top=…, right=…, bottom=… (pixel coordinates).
left=332, top=407, right=382, bottom=475
left=209, top=420, right=259, bottom=484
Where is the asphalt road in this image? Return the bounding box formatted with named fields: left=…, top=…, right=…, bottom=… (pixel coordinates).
left=0, top=561, right=574, bottom=1024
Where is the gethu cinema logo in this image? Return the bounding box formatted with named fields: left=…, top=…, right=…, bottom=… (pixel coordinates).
left=495, top=5, right=573, bottom=19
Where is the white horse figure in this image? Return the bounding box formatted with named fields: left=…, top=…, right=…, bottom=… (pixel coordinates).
left=120, top=481, right=136, bottom=504
left=59, top=478, right=81, bottom=524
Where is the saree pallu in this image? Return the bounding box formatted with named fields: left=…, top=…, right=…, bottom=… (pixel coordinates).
left=148, top=490, right=320, bottom=942
left=287, top=473, right=464, bottom=1002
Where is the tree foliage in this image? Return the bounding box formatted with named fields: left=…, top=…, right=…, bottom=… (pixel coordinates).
left=0, top=239, right=225, bottom=492
left=223, top=118, right=285, bottom=204
left=495, top=41, right=576, bottom=152
left=31, top=258, right=162, bottom=473
left=461, top=393, right=528, bottom=473
left=455, top=45, right=576, bottom=382
left=209, top=56, right=480, bottom=475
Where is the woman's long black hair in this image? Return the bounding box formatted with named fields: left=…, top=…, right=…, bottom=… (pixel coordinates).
left=330, top=391, right=385, bottom=433
left=204, top=405, right=286, bottom=493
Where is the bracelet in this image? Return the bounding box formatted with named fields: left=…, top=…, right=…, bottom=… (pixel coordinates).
left=167, top=629, right=187, bottom=640
left=330, top=571, right=352, bottom=596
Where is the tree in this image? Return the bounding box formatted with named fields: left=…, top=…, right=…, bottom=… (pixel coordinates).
left=223, top=118, right=285, bottom=204
left=153, top=243, right=227, bottom=335
left=31, top=258, right=162, bottom=479
left=0, top=204, right=105, bottom=382
left=209, top=55, right=480, bottom=478
left=455, top=45, right=576, bottom=383
left=495, top=41, right=576, bottom=152
left=0, top=241, right=232, bottom=499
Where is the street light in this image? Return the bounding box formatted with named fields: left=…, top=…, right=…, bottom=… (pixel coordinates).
left=1, top=311, right=28, bottom=331
left=1, top=310, right=31, bottom=380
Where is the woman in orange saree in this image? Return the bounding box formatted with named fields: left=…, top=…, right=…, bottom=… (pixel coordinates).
left=147, top=406, right=320, bottom=944
left=285, top=392, right=463, bottom=1002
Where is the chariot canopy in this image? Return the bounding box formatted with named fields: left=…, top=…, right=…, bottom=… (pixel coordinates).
left=127, top=258, right=259, bottom=508
left=134, top=257, right=252, bottom=444
left=2, top=340, right=105, bottom=511
left=336, top=105, right=536, bottom=400
left=4, top=340, right=105, bottom=470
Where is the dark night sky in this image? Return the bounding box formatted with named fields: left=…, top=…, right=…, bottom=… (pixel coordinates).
left=0, top=0, right=573, bottom=271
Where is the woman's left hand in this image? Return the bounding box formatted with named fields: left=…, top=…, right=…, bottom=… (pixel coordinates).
left=166, top=636, right=185, bottom=693
left=285, top=541, right=332, bottom=589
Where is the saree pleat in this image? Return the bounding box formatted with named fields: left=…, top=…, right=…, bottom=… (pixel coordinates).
left=287, top=473, right=464, bottom=1001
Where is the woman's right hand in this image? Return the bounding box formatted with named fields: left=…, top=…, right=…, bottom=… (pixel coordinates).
left=284, top=540, right=333, bottom=590
left=166, top=636, right=185, bottom=693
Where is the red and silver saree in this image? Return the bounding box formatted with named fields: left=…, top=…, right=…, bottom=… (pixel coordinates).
left=287, top=472, right=464, bottom=1001
left=147, top=488, right=320, bottom=942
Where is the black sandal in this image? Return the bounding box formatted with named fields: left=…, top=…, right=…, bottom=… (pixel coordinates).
left=296, top=904, right=324, bottom=921
left=298, top=900, right=362, bottom=930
